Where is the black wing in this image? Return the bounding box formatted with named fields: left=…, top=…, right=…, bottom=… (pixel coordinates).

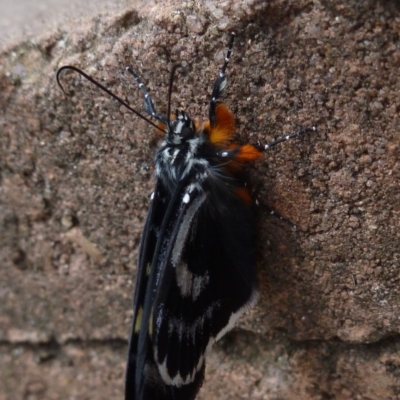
left=126, top=179, right=205, bottom=399
left=153, top=186, right=259, bottom=395
left=126, top=181, right=258, bottom=400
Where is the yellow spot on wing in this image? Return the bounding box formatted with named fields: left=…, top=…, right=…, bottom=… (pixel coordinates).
left=134, top=307, right=143, bottom=333
left=149, top=310, right=153, bottom=335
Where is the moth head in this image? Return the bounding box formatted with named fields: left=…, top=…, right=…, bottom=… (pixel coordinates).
left=169, top=110, right=196, bottom=141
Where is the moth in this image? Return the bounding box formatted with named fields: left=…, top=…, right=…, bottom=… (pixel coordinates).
left=57, top=33, right=314, bottom=400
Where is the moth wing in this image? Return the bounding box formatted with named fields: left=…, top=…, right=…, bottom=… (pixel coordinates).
left=125, top=182, right=204, bottom=400
left=125, top=183, right=164, bottom=399
left=153, top=191, right=259, bottom=390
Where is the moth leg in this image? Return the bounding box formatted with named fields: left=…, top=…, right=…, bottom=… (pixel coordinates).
left=209, top=32, right=235, bottom=127
left=254, top=126, right=317, bottom=227
left=257, top=126, right=317, bottom=151
left=126, top=67, right=168, bottom=124
left=255, top=200, right=298, bottom=229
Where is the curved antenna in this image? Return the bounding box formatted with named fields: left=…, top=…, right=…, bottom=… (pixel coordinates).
left=56, top=66, right=164, bottom=133
left=166, top=64, right=183, bottom=129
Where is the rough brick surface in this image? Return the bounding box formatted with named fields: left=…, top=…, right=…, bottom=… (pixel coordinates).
left=1, top=0, right=400, bottom=399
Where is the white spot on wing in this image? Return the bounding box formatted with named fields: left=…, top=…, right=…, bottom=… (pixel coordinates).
left=215, top=288, right=260, bottom=342
left=155, top=304, right=217, bottom=386
left=175, top=262, right=192, bottom=297
left=171, top=194, right=206, bottom=266
left=156, top=288, right=260, bottom=386
left=192, top=272, right=210, bottom=301
left=158, top=355, right=204, bottom=387
left=183, top=193, right=190, bottom=203
left=175, top=263, right=210, bottom=301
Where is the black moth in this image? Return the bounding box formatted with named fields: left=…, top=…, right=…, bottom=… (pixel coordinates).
left=57, top=32, right=314, bottom=400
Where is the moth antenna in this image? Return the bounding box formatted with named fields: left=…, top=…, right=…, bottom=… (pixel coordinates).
left=125, top=66, right=168, bottom=126
left=56, top=65, right=164, bottom=133
left=167, top=64, right=183, bottom=130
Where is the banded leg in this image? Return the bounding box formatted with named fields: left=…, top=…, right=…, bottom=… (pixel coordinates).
left=126, top=67, right=168, bottom=124
left=258, top=126, right=317, bottom=151
left=256, top=126, right=316, bottom=228
left=256, top=201, right=298, bottom=229
left=209, top=32, right=235, bottom=127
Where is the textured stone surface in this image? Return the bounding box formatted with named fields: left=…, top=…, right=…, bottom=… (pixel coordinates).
left=1, top=0, right=400, bottom=399
left=0, top=0, right=132, bottom=50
